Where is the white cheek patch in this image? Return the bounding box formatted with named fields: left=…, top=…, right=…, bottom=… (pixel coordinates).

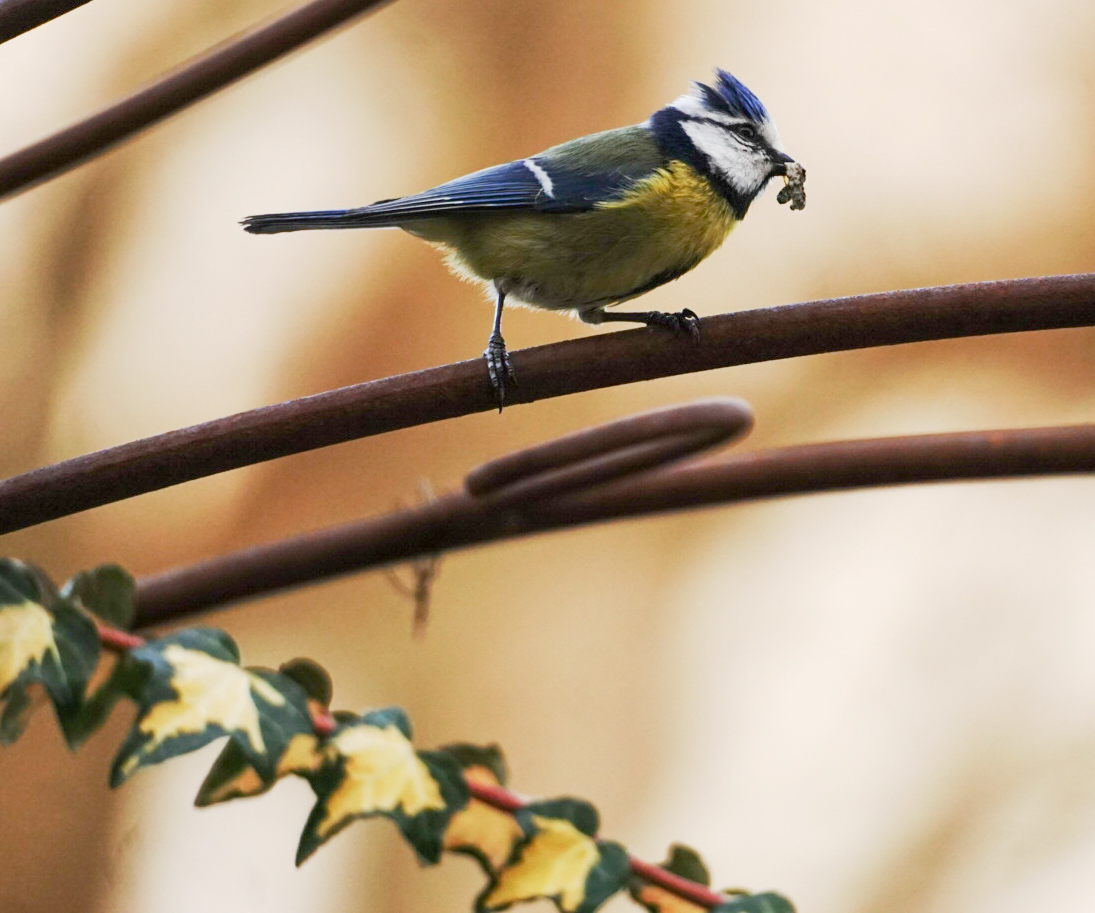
left=524, top=158, right=555, bottom=197
left=681, top=120, right=769, bottom=196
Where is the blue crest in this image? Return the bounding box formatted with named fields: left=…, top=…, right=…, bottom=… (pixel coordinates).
left=694, top=69, right=769, bottom=123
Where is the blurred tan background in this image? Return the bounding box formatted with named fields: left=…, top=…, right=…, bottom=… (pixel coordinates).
left=2, top=1, right=1095, bottom=911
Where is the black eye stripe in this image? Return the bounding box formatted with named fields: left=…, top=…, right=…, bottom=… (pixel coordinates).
left=689, top=116, right=752, bottom=129
left=687, top=116, right=761, bottom=140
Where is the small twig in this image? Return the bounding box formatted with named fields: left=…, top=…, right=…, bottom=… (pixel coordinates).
left=0, top=0, right=394, bottom=199
left=0, top=0, right=93, bottom=43
left=381, top=480, right=442, bottom=634
left=384, top=554, right=440, bottom=634
left=131, top=420, right=1095, bottom=627
left=1, top=274, right=1092, bottom=535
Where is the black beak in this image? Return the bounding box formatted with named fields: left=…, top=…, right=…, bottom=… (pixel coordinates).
left=768, top=149, right=795, bottom=177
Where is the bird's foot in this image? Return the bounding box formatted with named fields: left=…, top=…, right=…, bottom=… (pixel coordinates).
left=644, top=308, right=701, bottom=340
left=484, top=331, right=515, bottom=411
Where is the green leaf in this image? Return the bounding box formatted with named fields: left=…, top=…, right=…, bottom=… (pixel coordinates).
left=108, top=627, right=312, bottom=787
left=441, top=743, right=523, bottom=875
left=659, top=844, right=710, bottom=885
left=516, top=798, right=600, bottom=838
left=480, top=799, right=630, bottom=913
left=196, top=729, right=325, bottom=806
left=0, top=558, right=68, bottom=606
left=59, top=658, right=130, bottom=748
left=629, top=844, right=711, bottom=913
left=278, top=657, right=333, bottom=705
left=296, top=708, right=469, bottom=865
left=61, top=565, right=137, bottom=630
left=0, top=559, right=100, bottom=744
left=440, top=741, right=509, bottom=786
left=0, top=684, right=36, bottom=745
left=713, top=893, right=795, bottom=913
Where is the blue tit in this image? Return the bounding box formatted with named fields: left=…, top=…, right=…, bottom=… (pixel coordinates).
left=243, top=68, right=804, bottom=407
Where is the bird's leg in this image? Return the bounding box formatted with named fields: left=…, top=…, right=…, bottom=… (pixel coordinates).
left=581, top=307, right=701, bottom=340
left=484, top=290, right=515, bottom=410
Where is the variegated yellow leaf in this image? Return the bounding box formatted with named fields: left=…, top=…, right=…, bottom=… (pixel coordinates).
left=197, top=730, right=324, bottom=806
left=0, top=601, right=59, bottom=693
left=109, top=628, right=311, bottom=786
left=0, top=560, right=100, bottom=745
left=485, top=815, right=601, bottom=911
left=135, top=645, right=282, bottom=756
left=481, top=800, right=630, bottom=913
left=311, top=722, right=445, bottom=840
left=443, top=764, right=525, bottom=873
left=297, top=708, right=469, bottom=865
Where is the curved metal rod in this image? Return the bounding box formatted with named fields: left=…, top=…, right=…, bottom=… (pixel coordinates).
left=0, top=0, right=93, bottom=44
left=132, top=421, right=1095, bottom=627
left=0, top=0, right=393, bottom=198
left=464, top=398, right=753, bottom=506
left=2, top=273, right=1093, bottom=536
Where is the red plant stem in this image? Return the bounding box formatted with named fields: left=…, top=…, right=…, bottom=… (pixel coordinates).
left=95, top=620, right=145, bottom=652
left=0, top=273, right=1092, bottom=536
left=86, top=621, right=727, bottom=908
left=465, top=779, right=726, bottom=909
left=465, top=779, right=526, bottom=813
left=627, top=857, right=727, bottom=909
left=0, top=0, right=393, bottom=199
left=310, top=706, right=337, bottom=737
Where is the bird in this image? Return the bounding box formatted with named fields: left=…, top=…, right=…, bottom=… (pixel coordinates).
left=242, top=68, right=805, bottom=408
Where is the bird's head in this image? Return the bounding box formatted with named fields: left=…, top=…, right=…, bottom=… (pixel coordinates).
left=650, top=69, right=798, bottom=218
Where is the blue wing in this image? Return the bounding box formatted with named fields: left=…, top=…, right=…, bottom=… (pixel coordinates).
left=243, top=127, right=664, bottom=234
left=358, top=159, right=591, bottom=220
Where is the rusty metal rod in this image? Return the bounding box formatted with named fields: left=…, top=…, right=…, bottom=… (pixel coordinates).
left=1, top=273, right=1093, bottom=536
left=132, top=423, right=1095, bottom=626
left=0, top=0, right=393, bottom=197
left=0, top=0, right=93, bottom=43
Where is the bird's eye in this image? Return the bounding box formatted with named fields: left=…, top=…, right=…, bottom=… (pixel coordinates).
left=733, top=124, right=758, bottom=141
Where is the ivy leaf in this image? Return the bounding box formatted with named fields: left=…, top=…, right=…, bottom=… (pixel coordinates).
left=441, top=743, right=525, bottom=874
left=193, top=655, right=337, bottom=804
left=0, top=559, right=100, bottom=745
left=441, top=741, right=509, bottom=786
left=0, top=683, right=36, bottom=745
left=713, top=893, right=795, bottom=913
left=278, top=657, right=333, bottom=706
left=297, top=707, right=469, bottom=865
left=481, top=798, right=630, bottom=913
left=61, top=564, right=137, bottom=630
left=195, top=730, right=326, bottom=806
left=630, top=844, right=711, bottom=913
left=107, top=627, right=312, bottom=787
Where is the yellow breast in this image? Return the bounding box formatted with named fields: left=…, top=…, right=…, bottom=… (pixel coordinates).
left=437, top=160, right=738, bottom=311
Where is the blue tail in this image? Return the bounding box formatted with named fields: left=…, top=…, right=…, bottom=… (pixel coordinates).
left=241, top=208, right=399, bottom=233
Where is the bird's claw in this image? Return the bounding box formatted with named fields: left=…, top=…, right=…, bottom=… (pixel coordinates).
left=484, top=332, right=515, bottom=410
left=647, top=308, right=701, bottom=340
